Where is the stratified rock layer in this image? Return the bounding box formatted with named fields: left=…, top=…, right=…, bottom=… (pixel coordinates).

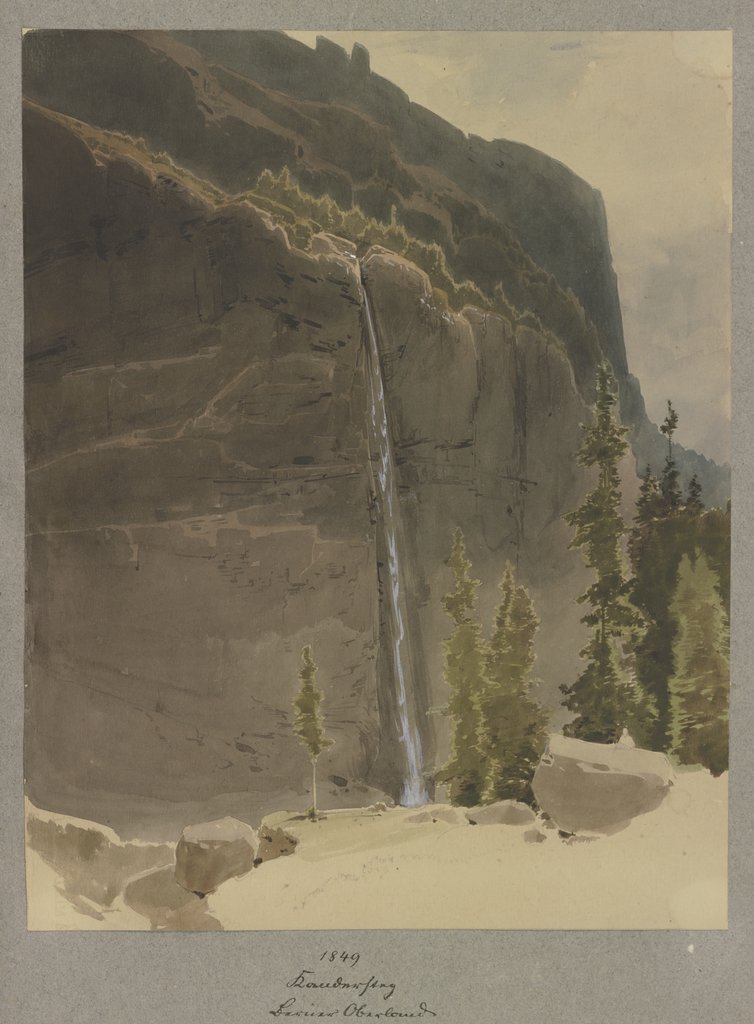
left=24, top=104, right=380, bottom=828
left=24, top=103, right=597, bottom=827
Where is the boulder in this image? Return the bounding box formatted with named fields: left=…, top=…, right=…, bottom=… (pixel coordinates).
left=175, top=817, right=259, bottom=896
left=429, top=805, right=467, bottom=825
left=405, top=809, right=434, bottom=824
left=523, top=828, right=547, bottom=844
left=255, top=825, right=298, bottom=865
left=465, top=801, right=536, bottom=826
left=531, top=734, right=675, bottom=834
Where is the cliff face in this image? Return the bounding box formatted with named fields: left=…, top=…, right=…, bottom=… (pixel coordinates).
left=170, top=30, right=628, bottom=379
left=21, top=30, right=615, bottom=396
left=24, top=102, right=594, bottom=828
left=361, top=251, right=591, bottom=775
left=24, top=105, right=382, bottom=827
left=22, top=31, right=727, bottom=830
left=22, top=30, right=728, bottom=505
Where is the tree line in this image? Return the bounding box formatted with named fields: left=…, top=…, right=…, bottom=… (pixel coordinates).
left=440, top=363, right=730, bottom=807
left=435, top=533, right=548, bottom=806
left=291, top=364, right=729, bottom=811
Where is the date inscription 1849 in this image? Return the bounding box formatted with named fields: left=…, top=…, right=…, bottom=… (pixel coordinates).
left=269, top=951, right=437, bottom=1019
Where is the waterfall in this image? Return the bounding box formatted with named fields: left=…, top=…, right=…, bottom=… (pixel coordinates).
left=360, top=270, right=428, bottom=807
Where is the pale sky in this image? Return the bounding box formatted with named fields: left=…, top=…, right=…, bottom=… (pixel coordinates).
left=289, top=32, right=731, bottom=464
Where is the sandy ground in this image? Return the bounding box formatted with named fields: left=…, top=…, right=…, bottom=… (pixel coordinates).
left=26, top=769, right=727, bottom=930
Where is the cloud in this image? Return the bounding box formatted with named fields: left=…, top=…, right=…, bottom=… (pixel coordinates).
left=618, top=225, right=730, bottom=462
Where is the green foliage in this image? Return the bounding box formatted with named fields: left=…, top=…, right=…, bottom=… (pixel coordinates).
left=630, top=466, right=662, bottom=546
left=561, top=363, right=653, bottom=743
left=293, top=645, right=333, bottom=818
left=628, top=517, right=683, bottom=748
left=629, top=474, right=730, bottom=751
left=438, top=536, right=548, bottom=807
left=668, top=553, right=729, bottom=775
left=659, top=400, right=682, bottom=513
left=244, top=166, right=603, bottom=375
left=478, top=565, right=549, bottom=804
left=436, top=529, right=487, bottom=806
left=627, top=404, right=729, bottom=752
left=686, top=474, right=704, bottom=512
left=247, top=168, right=493, bottom=316
left=693, top=506, right=731, bottom=616
left=561, top=635, right=651, bottom=744
left=293, top=645, right=333, bottom=762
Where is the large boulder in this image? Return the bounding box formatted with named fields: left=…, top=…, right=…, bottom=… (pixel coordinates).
left=465, top=801, right=536, bottom=826
left=531, top=734, right=675, bottom=834
left=175, top=817, right=259, bottom=896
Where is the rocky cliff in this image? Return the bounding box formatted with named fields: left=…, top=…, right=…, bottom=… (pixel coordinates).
left=171, top=30, right=628, bottom=380
left=24, top=104, right=383, bottom=829
left=23, top=101, right=592, bottom=828
left=22, top=31, right=728, bottom=832
left=22, top=29, right=728, bottom=504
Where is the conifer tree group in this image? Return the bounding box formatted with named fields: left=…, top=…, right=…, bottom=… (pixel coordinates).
left=668, top=553, right=729, bottom=776
left=558, top=366, right=729, bottom=773
left=479, top=565, right=548, bottom=802
left=559, top=363, right=650, bottom=744
left=297, top=369, right=729, bottom=813
left=438, top=529, right=548, bottom=806
left=436, top=529, right=488, bottom=806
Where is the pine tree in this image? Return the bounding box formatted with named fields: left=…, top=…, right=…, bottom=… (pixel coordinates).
left=686, top=474, right=704, bottom=513
left=659, top=400, right=682, bottom=513
left=627, top=403, right=725, bottom=751
left=627, top=462, right=675, bottom=750
left=561, top=363, right=650, bottom=742
left=628, top=515, right=681, bottom=749
left=627, top=466, right=662, bottom=578
left=293, top=646, right=334, bottom=819
left=478, top=564, right=548, bottom=803
left=668, top=553, right=729, bottom=775
left=436, top=529, right=487, bottom=806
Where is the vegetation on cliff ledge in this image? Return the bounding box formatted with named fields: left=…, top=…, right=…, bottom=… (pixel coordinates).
left=245, top=168, right=602, bottom=389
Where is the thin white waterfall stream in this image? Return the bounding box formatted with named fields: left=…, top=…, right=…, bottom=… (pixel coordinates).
left=360, top=271, right=427, bottom=807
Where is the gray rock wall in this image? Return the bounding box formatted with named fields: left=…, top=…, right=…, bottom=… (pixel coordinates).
left=25, top=106, right=380, bottom=829
left=362, top=252, right=591, bottom=768
left=22, top=102, right=626, bottom=829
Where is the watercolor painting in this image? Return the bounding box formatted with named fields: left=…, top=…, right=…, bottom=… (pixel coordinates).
left=22, top=30, right=730, bottom=930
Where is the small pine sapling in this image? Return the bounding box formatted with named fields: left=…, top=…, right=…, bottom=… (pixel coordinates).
left=293, top=646, right=334, bottom=820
